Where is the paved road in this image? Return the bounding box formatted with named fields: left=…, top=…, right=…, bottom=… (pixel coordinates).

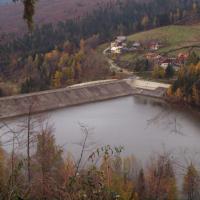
left=103, top=47, right=133, bottom=75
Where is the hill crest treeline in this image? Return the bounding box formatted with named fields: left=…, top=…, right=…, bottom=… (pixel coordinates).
left=1, top=0, right=199, bottom=60
left=0, top=0, right=200, bottom=96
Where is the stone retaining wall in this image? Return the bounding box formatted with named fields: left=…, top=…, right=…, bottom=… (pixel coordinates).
left=0, top=80, right=133, bottom=120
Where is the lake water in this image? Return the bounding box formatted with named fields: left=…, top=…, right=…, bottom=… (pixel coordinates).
left=2, top=96, right=200, bottom=166
left=48, top=96, right=200, bottom=165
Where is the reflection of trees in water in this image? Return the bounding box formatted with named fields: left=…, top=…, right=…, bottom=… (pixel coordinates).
left=147, top=109, right=184, bottom=135
left=134, top=96, right=184, bottom=135
left=145, top=102, right=200, bottom=185
left=134, top=96, right=168, bottom=108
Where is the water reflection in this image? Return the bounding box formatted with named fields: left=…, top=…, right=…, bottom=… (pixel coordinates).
left=1, top=96, right=200, bottom=165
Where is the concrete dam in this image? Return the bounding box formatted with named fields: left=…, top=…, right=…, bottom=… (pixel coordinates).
left=0, top=80, right=133, bottom=119
left=0, top=79, right=169, bottom=120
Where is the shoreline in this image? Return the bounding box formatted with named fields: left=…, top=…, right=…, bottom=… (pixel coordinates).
left=3, top=79, right=200, bottom=121
left=0, top=79, right=170, bottom=120
left=3, top=94, right=169, bottom=122
left=1, top=87, right=199, bottom=121
left=165, top=97, right=200, bottom=118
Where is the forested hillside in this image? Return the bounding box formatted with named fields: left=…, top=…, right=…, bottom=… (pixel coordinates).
left=168, top=52, right=200, bottom=106
left=0, top=0, right=152, bottom=35
left=0, top=0, right=200, bottom=96
left=0, top=124, right=197, bottom=200
left=0, top=0, right=116, bottom=34
left=1, top=1, right=200, bottom=199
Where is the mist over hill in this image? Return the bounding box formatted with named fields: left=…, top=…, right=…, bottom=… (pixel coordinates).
left=0, top=0, right=153, bottom=35
left=0, top=0, right=115, bottom=34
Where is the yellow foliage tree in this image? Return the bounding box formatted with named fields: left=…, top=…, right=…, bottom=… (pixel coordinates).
left=58, top=53, right=69, bottom=68
left=167, top=87, right=173, bottom=97
left=65, top=67, right=74, bottom=81
left=175, top=88, right=183, bottom=100
left=146, top=155, right=178, bottom=200
left=192, top=85, right=200, bottom=105
left=152, top=66, right=165, bottom=79
left=80, top=39, right=85, bottom=54
left=141, top=15, right=149, bottom=30
left=53, top=70, right=63, bottom=88
left=193, top=2, right=198, bottom=13
left=183, top=164, right=199, bottom=200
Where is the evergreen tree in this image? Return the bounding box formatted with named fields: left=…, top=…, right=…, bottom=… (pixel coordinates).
left=21, top=77, right=36, bottom=94
left=165, top=64, right=175, bottom=78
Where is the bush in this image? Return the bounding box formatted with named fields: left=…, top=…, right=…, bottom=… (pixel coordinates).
left=134, top=58, right=150, bottom=72
left=20, top=77, right=36, bottom=94
left=152, top=66, right=165, bottom=79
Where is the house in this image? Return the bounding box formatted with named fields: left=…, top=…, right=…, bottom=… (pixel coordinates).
left=111, top=46, right=123, bottom=54
left=160, top=63, right=169, bottom=70
left=116, top=36, right=127, bottom=45
left=155, top=55, right=163, bottom=61
left=149, top=42, right=160, bottom=51
left=132, top=41, right=141, bottom=48
left=111, top=42, right=117, bottom=48
left=177, top=52, right=189, bottom=64
left=146, top=53, right=163, bottom=61
left=110, top=36, right=127, bottom=54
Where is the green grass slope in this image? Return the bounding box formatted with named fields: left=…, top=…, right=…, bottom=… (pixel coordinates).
left=128, top=24, right=200, bottom=54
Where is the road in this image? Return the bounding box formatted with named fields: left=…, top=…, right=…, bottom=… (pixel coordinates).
left=103, top=46, right=170, bottom=92
left=103, top=47, right=133, bottom=75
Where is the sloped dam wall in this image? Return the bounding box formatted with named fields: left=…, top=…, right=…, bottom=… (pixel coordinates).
left=0, top=80, right=134, bottom=120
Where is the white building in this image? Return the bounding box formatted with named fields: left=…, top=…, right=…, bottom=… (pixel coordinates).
left=116, top=36, right=127, bottom=44
left=132, top=42, right=141, bottom=48
left=160, top=63, right=169, bottom=70
left=111, top=46, right=123, bottom=54
left=110, top=36, right=127, bottom=54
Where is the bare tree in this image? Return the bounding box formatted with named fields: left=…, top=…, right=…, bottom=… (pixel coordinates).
left=183, top=163, right=200, bottom=200
left=26, top=102, right=33, bottom=183
left=146, top=151, right=178, bottom=200
left=3, top=98, right=47, bottom=183
left=20, top=99, right=47, bottom=183
left=74, top=123, right=97, bottom=176
left=0, top=121, right=24, bottom=189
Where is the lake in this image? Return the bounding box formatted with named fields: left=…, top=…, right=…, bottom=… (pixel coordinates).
left=50, top=96, right=200, bottom=161
left=1, top=96, right=200, bottom=166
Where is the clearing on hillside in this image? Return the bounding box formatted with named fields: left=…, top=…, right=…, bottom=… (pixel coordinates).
left=128, top=25, right=200, bottom=54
